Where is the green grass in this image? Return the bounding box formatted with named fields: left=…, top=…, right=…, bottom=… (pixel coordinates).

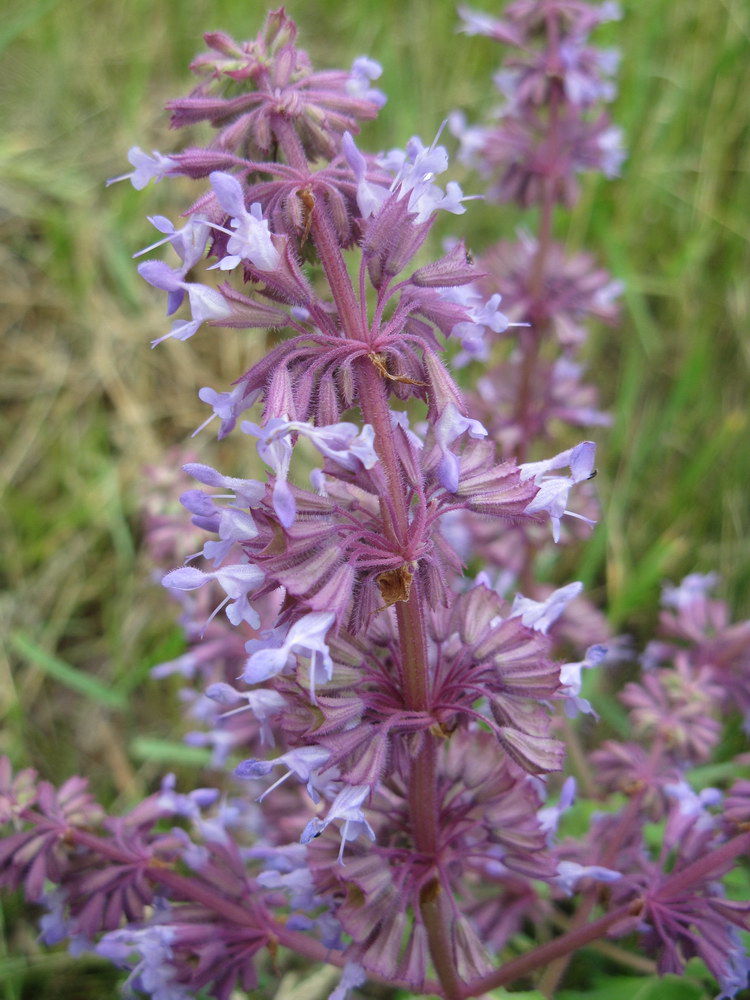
left=1, top=0, right=749, bottom=996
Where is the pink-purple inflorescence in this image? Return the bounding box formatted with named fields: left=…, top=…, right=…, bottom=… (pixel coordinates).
left=2, top=6, right=749, bottom=1000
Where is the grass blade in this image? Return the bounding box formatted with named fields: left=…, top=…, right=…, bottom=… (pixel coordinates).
left=130, top=737, right=211, bottom=767
left=9, top=633, right=126, bottom=710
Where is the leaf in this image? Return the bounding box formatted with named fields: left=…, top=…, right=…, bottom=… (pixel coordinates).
left=560, top=972, right=708, bottom=1000
left=129, top=737, right=211, bottom=766
left=10, top=632, right=126, bottom=710
left=690, top=759, right=750, bottom=789
left=558, top=975, right=649, bottom=1000
left=631, top=974, right=705, bottom=1000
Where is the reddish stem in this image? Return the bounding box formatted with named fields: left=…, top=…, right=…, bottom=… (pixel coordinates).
left=538, top=786, right=647, bottom=996
left=514, top=12, right=562, bottom=467
left=274, top=116, right=461, bottom=998
left=657, top=830, right=750, bottom=898
left=462, top=903, right=635, bottom=996
left=71, top=824, right=442, bottom=992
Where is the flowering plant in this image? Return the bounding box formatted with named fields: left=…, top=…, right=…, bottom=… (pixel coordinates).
left=2, top=6, right=749, bottom=999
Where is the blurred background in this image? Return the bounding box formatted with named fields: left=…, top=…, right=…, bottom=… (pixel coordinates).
left=1, top=0, right=749, bottom=995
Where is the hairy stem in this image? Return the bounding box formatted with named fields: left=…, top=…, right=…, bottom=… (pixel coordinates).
left=274, top=117, right=462, bottom=998
left=548, top=907, right=656, bottom=973
left=538, top=785, right=646, bottom=996
left=69, top=825, right=443, bottom=993
left=355, top=358, right=460, bottom=997
left=463, top=902, right=635, bottom=996
left=658, top=830, right=750, bottom=898
left=421, top=872, right=466, bottom=1000
left=514, top=12, right=562, bottom=467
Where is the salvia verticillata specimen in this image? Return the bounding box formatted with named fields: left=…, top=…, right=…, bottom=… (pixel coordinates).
left=2, top=6, right=749, bottom=999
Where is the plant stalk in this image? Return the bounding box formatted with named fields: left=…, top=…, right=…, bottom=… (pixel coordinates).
left=275, top=116, right=462, bottom=998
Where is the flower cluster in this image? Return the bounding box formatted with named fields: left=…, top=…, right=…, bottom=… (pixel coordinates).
left=2, top=6, right=749, bottom=1000
left=455, top=0, right=624, bottom=207
left=453, top=0, right=622, bottom=463
left=449, top=0, right=624, bottom=646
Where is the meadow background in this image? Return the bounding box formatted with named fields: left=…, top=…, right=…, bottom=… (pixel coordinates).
left=1, top=0, right=749, bottom=996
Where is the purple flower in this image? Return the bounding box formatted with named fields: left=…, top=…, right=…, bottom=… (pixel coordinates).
left=520, top=441, right=597, bottom=542
left=559, top=643, right=607, bottom=717
left=168, top=10, right=384, bottom=160
left=620, top=655, right=722, bottom=763
left=538, top=776, right=577, bottom=843
left=97, top=924, right=190, bottom=1000
left=478, top=235, right=623, bottom=347
left=24, top=10, right=750, bottom=1000
left=247, top=418, right=379, bottom=474
left=382, top=129, right=474, bottom=224
left=106, top=146, right=177, bottom=189
left=0, top=772, right=103, bottom=902
left=38, top=889, right=86, bottom=948
left=241, top=418, right=378, bottom=529
left=346, top=57, right=386, bottom=107
left=662, top=571, right=721, bottom=611
left=134, top=215, right=210, bottom=271
left=449, top=110, right=490, bottom=169
left=646, top=572, right=750, bottom=731
left=137, top=260, right=232, bottom=346
left=511, top=581, right=584, bottom=633
left=663, top=780, right=722, bottom=842
left=182, top=462, right=264, bottom=509
left=555, top=860, right=621, bottom=896
left=208, top=172, right=281, bottom=271
left=595, top=123, right=626, bottom=178
left=439, top=284, right=510, bottom=364
left=242, top=611, right=336, bottom=702
left=430, top=584, right=565, bottom=774
left=256, top=865, right=319, bottom=912
left=235, top=745, right=332, bottom=803
left=193, top=384, right=261, bottom=439
left=198, top=507, right=259, bottom=566
left=627, top=821, right=750, bottom=1000
left=342, top=131, right=390, bottom=218
left=240, top=418, right=296, bottom=527
left=301, top=784, right=375, bottom=863
left=560, top=39, right=620, bottom=106
left=457, top=6, right=523, bottom=45
left=329, top=961, right=367, bottom=1000
left=434, top=403, right=488, bottom=492
left=161, top=562, right=265, bottom=628
left=157, top=773, right=220, bottom=821
left=205, top=683, right=286, bottom=747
